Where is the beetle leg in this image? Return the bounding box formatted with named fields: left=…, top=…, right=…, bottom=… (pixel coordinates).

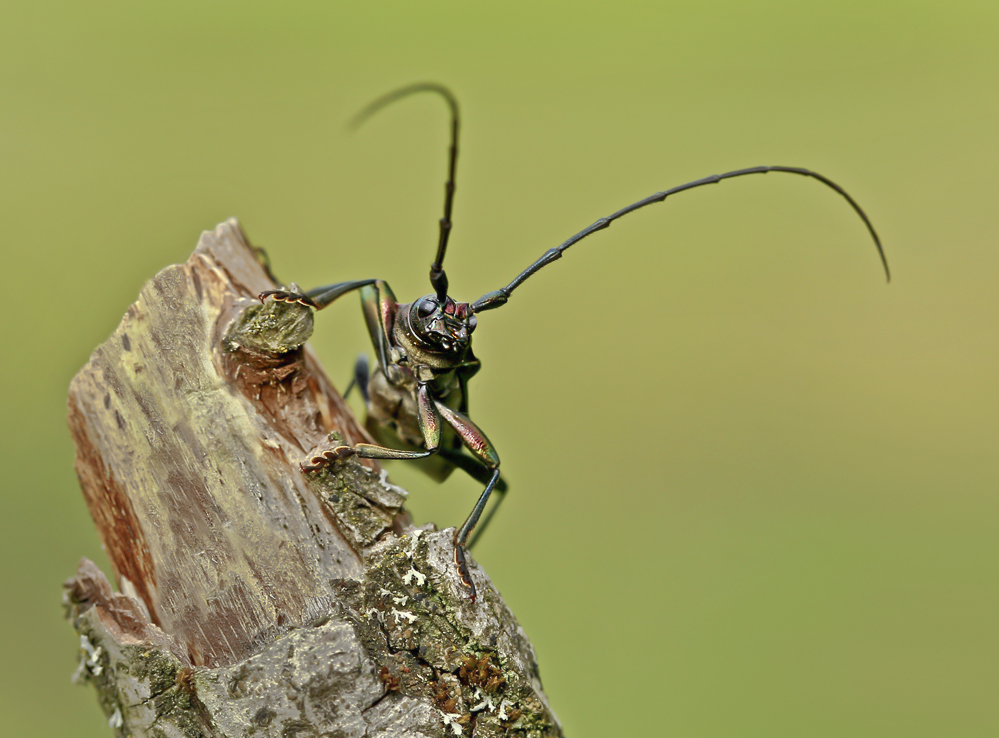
left=433, top=402, right=502, bottom=601
left=258, top=289, right=319, bottom=309
left=343, top=354, right=370, bottom=404
left=302, top=383, right=441, bottom=469
left=360, top=281, right=397, bottom=377
left=302, top=443, right=432, bottom=470
left=465, top=482, right=507, bottom=551
left=452, top=471, right=501, bottom=602
left=304, top=280, right=378, bottom=309
left=260, top=279, right=378, bottom=309
left=447, top=357, right=506, bottom=550
left=437, top=448, right=507, bottom=493
left=455, top=358, right=480, bottom=415
left=435, top=448, right=508, bottom=551
left=261, top=278, right=397, bottom=386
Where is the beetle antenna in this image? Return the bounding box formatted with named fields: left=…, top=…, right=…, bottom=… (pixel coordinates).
left=350, top=83, right=460, bottom=302
left=471, top=165, right=890, bottom=313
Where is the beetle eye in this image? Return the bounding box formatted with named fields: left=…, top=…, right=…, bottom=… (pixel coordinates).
left=467, top=315, right=477, bottom=333
left=417, top=298, right=437, bottom=317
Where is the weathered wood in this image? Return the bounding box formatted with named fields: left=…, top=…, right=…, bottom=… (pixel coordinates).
left=64, top=219, right=562, bottom=737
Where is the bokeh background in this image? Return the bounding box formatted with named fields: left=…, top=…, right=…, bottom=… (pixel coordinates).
left=2, top=1, right=997, bottom=736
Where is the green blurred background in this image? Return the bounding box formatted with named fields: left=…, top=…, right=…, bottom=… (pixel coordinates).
left=2, top=1, right=997, bottom=735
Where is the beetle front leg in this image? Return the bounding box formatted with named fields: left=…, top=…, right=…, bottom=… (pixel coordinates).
left=260, top=279, right=380, bottom=310
left=261, top=278, right=393, bottom=408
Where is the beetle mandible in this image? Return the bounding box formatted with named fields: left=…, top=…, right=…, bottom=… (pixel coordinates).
left=260, top=83, right=890, bottom=602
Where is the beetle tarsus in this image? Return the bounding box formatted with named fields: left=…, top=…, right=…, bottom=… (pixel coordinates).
left=259, top=289, right=319, bottom=309
left=453, top=540, right=477, bottom=602
left=301, top=445, right=356, bottom=472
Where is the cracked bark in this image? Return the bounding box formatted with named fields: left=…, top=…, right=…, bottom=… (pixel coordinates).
left=64, top=219, right=563, bottom=738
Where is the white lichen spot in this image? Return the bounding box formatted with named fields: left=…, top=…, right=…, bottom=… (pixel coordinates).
left=108, top=707, right=123, bottom=729
left=498, top=699, right=513, bottom=721
left=378, top=468, right=409, bottom=499
left=403, top=567, right=426, bottom=587
left=440, top=711, right=464, bottom=736
left=75, top=634, right=104, bottom=678
left=392, top=594, right=409, bottom=606
left=391, top=609, right=417, bottom=624
left=364, top=608, right=379, bottom=620
left=89, top=647, right=104, bottom=676
left=469, top=690, right=495, bottom=713
left=378, top=587, right=393, bottom=598
left=405, top=529, right=424, bottom=558
left=80, top=634, right=96, bottom=657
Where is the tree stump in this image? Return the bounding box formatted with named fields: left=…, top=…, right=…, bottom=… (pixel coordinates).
left=63, top=219, right=562, bottom=738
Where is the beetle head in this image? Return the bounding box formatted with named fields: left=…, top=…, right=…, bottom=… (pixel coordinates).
left=409, top=295, right=477, bottom=352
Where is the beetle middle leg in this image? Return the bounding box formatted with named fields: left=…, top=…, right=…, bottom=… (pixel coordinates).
left=303, top=382, right=442, bottom=470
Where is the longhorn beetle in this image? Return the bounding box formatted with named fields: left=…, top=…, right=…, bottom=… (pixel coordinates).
left=261, top=83, right=889, bottom=602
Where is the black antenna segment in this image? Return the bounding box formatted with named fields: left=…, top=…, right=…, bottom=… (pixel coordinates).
left=471, top=165, right=889, bottom=313
left=350, top=83, right=460, bottom=302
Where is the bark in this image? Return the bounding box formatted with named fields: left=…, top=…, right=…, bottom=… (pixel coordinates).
left=64, top=219, right=562, bottom=738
